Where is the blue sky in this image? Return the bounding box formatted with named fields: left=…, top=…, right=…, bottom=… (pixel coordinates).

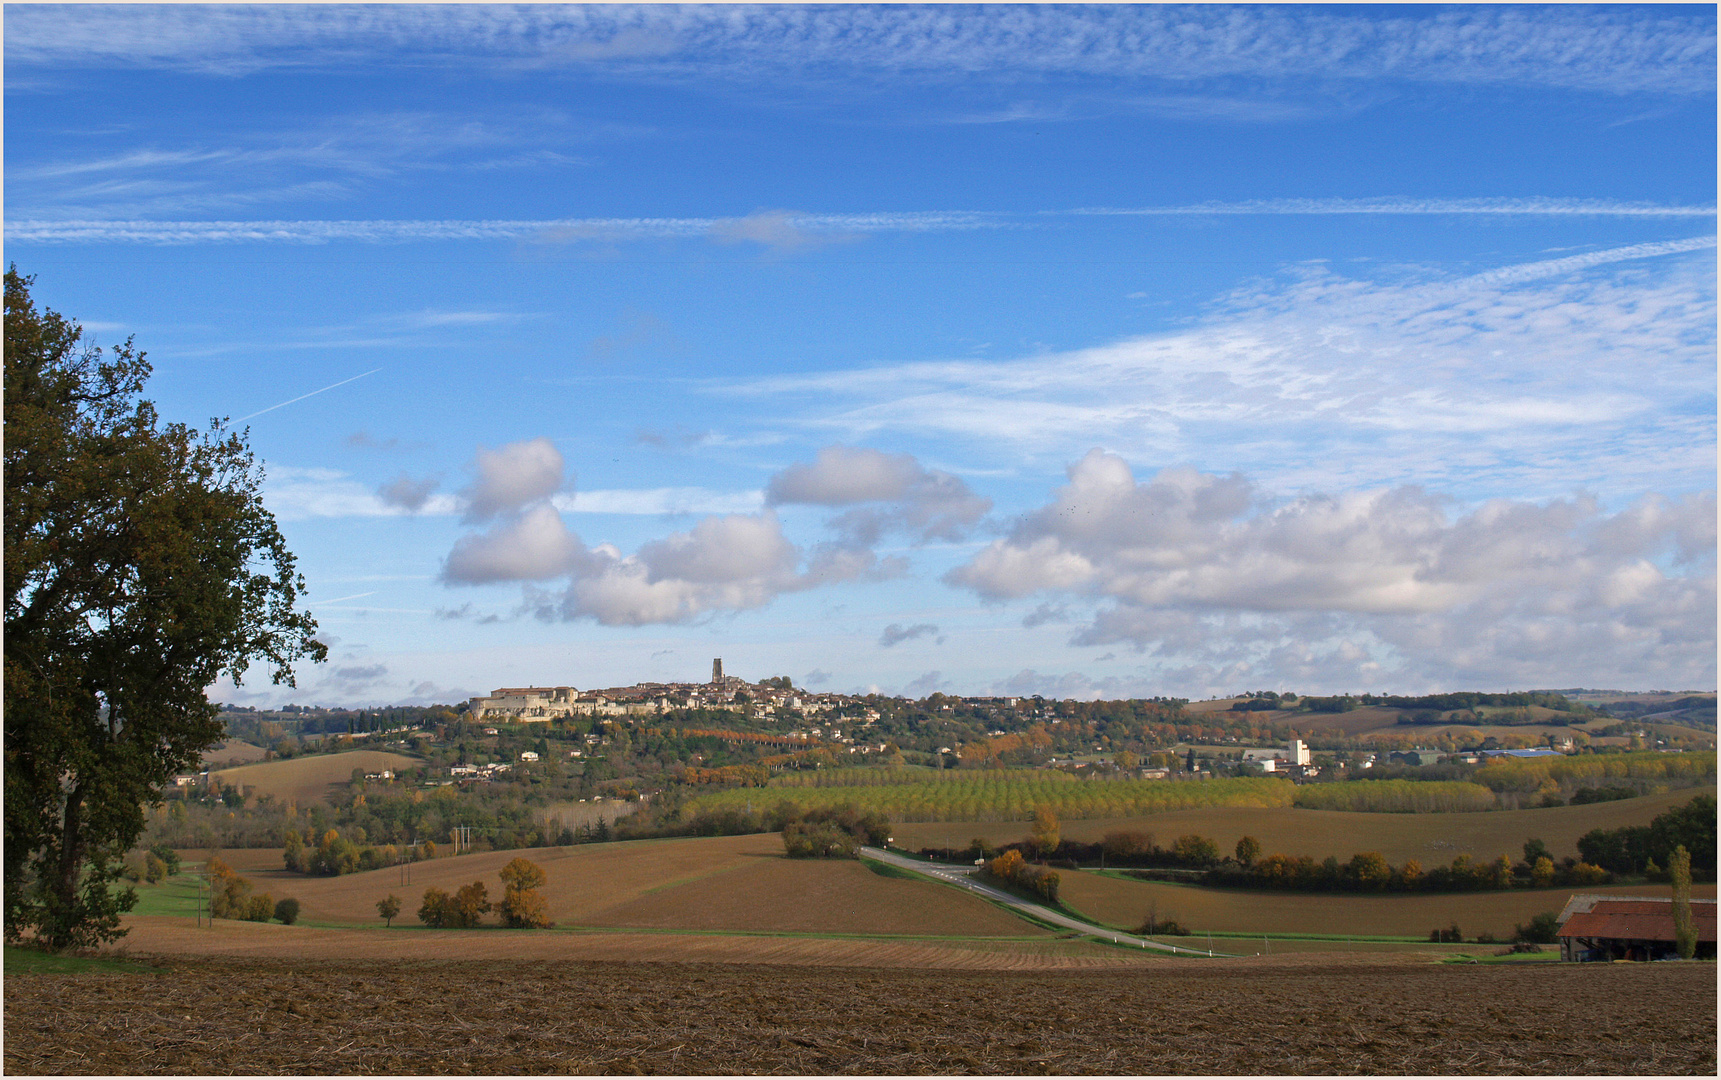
left=7, top=4, right=1715, bottom=706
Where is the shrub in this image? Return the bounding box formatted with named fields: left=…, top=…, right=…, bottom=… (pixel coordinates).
left=274, top=898, right=301, bottom=925
left=1513, top=911, right=1560, bottom=944
left=243, top=894, right=275, bottom=922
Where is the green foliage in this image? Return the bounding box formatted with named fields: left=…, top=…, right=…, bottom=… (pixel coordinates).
left=1671, top=845, right=1695, bottom=959
left=691, top=771, right=1295, bottom=823
left=1234, top=835, right=1262, bottom=866
left=1576, top=794, right=1716, bottom=880
left=417, top=888, right=451, bottom=928
left=3, top=268, right=323, bottom=950
left=273, top=897, right=300, bottom=925
left=1569, top=784, right=1636, bottom=804
left=1474, top=751, right=1715, bottom=794
left=1513, top=911, right=1562, bottom=944
left=781, top=804, right=889, bottom=858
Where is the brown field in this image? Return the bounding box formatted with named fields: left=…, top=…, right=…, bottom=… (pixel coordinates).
left=890, top=788, right=1709, bottom=863
left=1056, top=871, right=1719, bottom=940
left=7, top=955, right=1714, bottom=1074
left=199, top=740, right=269, bottom=768
left=172, top=833, right=1047, bottom=939
left=208, top=750, right=421, bottom=805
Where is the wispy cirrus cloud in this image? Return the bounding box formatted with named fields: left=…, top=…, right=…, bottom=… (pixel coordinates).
left=6, top=210, right=999, bottom=246
left=726, top=237, right=1717, bottom=504
left=6, top=6, right=1713, bottom=96
left=1072, top=197, right=1717, bottom=219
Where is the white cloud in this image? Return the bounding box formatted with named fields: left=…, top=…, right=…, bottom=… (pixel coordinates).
left=730, top=239, right=1716, bottom=503
left=767, top=445, right=992, bottom=543
left=552, top=488, right=765, bottom=516
left=7, top=211, right=996, bottom=246
left=440, top=506, right=884, bottom=626
left=8, top=7, right=1712, bottom=95
left=1074, top=197, right=1716, bottom=219
left=949, top=451, right=1717, bottom=693
left=461, top=438, right=566, bottom=523
left=443, top=504, right=589, bottom=584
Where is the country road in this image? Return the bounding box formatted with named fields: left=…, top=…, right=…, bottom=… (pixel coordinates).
left=860, top=847, right=1227, bottom=957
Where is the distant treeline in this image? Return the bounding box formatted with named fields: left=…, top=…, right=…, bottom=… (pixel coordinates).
left=1576, top=794, right=1716, bottom=882
left=1293, top=691, right=1594, bottom=715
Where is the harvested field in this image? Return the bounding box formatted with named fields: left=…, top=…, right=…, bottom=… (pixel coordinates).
left=157, top=833, right=1046, bottom=938
left=890, top=789, right=1708, bottom=862
left=209, top=750, right=420, bottom=805
left=1057, top=870, right=1719, bottom=940
left=7, top=955, right=1714, bottom=1074
left=199, top=740, right=269, bottom=768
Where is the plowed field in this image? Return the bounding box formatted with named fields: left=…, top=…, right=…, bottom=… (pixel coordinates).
left=6, top=956, right=1713, bottom=1074
left=1056, top=871, right=1719, bottom=940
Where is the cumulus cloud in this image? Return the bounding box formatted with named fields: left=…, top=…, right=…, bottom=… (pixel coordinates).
left=950, top=450, right=1717, bottom=691
left=767, top=445, right=991, bottom=543
left=461, top=437, right=566, bottom=522
left=879, top=622, right=942, bottom=648
left=443, top=504, right=883, bottom=625
left=443, top=503, right=589, bottom=584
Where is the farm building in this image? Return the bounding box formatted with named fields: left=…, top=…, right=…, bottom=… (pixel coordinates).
left=1555, top=895, right=1717, bottom=962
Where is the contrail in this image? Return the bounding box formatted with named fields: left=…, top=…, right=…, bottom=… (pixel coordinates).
left=314, top=591, right=377, bottom=606
left=236, top=368, right=380, bottom=422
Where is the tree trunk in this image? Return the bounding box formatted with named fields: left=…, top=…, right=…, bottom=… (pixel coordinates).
left=50, top=780, right=87, bottom=950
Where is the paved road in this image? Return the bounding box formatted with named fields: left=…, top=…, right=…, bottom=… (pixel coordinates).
left=860, top=847, right=1226, bottom=957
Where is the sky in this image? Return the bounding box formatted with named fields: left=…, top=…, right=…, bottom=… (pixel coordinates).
left=6, top=4, right=1715, bottom=706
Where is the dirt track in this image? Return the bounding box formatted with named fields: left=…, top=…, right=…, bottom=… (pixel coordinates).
left=6, top=955, right=1714, bottom=1074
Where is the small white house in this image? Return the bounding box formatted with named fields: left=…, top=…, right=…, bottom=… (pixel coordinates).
left=520, top=751, right=539, bottom=762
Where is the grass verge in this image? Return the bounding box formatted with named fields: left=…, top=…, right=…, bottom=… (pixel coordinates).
left=5, top=945, right=160, bottom=974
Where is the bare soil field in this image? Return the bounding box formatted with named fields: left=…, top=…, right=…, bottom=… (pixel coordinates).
left=891, top=789, right=1707, bottom=862
left=166, top=833, right=1045, bottom=938
left=7, top=954, right=1713, bottom=1074
left=209, top=750, right=421, bottom=805
left=111, top=917, right=1116, bottom=969
left=1057, top=871, right=1719, bottom=940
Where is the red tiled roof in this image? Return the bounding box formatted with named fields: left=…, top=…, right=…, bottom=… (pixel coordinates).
left=1560, top=901, right=1717, bottom=943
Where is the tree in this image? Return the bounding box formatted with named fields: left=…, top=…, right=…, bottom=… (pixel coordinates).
left=274, top=897, right=300, bottom=925
left=498, top=857, right=549, bottom=928
left=418, top=887, right=451, bottom=928
left=449, top=881, right=491, bottom=928
left=4, top=268, right=324, bottom=949
left=1670, top=845, right=1695, bottom=960
left=1234, top=836, right=1262, bottom=867
left=1029, top=806, right=1060, bottom=859
left=376, top=894, right=402, bottom=927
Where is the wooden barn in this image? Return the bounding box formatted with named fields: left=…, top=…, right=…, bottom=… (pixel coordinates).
left=1555, top=895, right=1717, bottom=962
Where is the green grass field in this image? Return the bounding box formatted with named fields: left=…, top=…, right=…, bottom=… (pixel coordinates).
left=4, top=945, right=159, bottom=974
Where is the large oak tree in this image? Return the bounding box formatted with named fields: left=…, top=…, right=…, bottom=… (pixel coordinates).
left=4, top=267, right=325, bottom=949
